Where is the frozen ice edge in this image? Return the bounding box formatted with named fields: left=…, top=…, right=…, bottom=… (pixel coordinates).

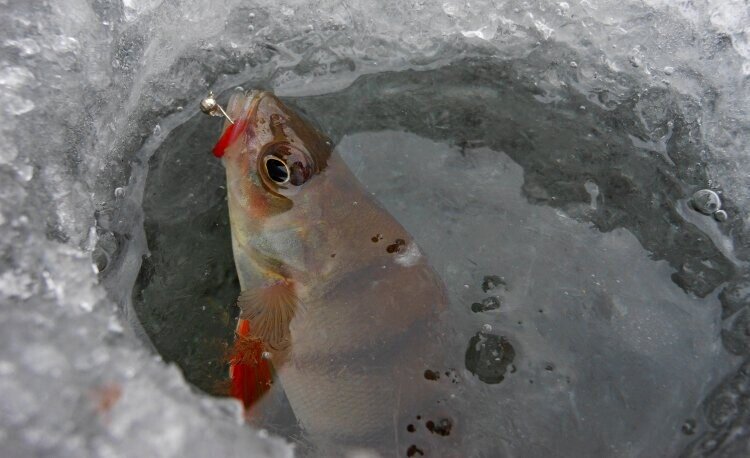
left=0, top=46, right=294, bottom=458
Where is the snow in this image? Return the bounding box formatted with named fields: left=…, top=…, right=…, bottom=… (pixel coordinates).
left=1, top=0, right=749, bottom=456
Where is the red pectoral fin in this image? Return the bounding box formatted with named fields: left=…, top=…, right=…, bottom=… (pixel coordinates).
left=229, top=318, right=273, bottom=409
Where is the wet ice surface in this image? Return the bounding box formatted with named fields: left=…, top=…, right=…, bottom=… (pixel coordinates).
left=340, top=130, right=729, bottom=456
left=3, top=0, right=750, bottom=456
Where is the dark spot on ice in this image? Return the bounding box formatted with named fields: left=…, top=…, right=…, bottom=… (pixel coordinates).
left=538, top=309, right=544, bottom=313
left=481, top=275, right=506, bottom=292
left=471, top=296, right=501, bottom=313
left=386, top=238, right=406, bottom=253
left=406, top=444, right=424, bottom=456
left=444, top=368, right=460, bottom=383
left=371, top=233, right=383, bottom=242
left=465, top=332, right=516, bottom=384
left=330, top=253, right=336, bottom=258
left=510, top=364, right=517, bottom=373
left=426, top=418, right=453, bottom=436
left=529, top=379, right=534, bottom=384
left=416, top=415, right=421, bottom=420
left=545, top=363, right=555, bottom=371
left=424, top=369, right=440, bottom=380
left=407, top=424, right=416, bottom=433
left=682, top=418, right=696, bottom=435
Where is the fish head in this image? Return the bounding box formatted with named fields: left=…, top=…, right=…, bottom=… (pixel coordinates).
left=219, top=90, right=331, bottom=200
left=216, top=90, right=334, bottom=278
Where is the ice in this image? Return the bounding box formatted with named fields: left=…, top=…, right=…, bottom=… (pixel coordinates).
left=1, top=0, right=750, bottom=456
left=338, top=131, right=729, bottom=455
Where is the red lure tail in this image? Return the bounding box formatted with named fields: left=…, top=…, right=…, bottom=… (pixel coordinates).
left=229, top=319, right=273, bottom=409
left=213, top=117, right=248, bottom=158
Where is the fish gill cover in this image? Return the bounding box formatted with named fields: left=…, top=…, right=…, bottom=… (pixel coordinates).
left=1, top=0, right=750, bottom=457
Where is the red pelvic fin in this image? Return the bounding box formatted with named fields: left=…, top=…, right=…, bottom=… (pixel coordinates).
left=229, top=319, right=273, bottom=409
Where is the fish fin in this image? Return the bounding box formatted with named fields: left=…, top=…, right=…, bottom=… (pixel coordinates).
left=237, top=281, right=298, bottom=351
left=229, top=319, right=273, bottom=409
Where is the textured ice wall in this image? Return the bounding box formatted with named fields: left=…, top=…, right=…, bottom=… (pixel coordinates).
left=1, top=0, right=749, bottom=456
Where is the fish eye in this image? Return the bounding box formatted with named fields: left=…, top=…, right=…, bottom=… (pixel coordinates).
left=258, top=142, right=315, bottom=195
left=264, top=156, right=290, bottom=184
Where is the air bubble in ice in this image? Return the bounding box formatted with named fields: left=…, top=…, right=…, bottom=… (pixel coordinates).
left=584, top=181, right=599, bottom=209
left=92, top=230, right=119, bottom=275
left=442, top=2, right=460, bottom=16
left=681, top=418, right=696, bottom=435
left=691, top=189, right=722, bottom=215
left=15, top=163, right=33, bottom=181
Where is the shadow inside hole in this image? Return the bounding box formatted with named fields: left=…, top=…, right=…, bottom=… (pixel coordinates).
left=133, top=111, right=238, bottom=394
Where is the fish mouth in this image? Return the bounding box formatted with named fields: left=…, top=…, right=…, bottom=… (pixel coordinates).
left=247, top=89, right=272, bottom=107
left=215, top=90, right=271, bottom=157
left=225, top=89, right=271, bottom=125
left=242, top=90, right=278, bottom=129
left=245, top=89, right=264, bottom=101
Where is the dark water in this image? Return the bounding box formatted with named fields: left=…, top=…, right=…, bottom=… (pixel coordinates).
left=134, top=55, right=749, bottom=456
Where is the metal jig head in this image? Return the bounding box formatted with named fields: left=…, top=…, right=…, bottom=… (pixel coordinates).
left=200, top=91, right=234, bottom=124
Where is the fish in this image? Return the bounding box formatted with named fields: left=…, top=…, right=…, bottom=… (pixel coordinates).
left=212, top=90, right=458, bottom=456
